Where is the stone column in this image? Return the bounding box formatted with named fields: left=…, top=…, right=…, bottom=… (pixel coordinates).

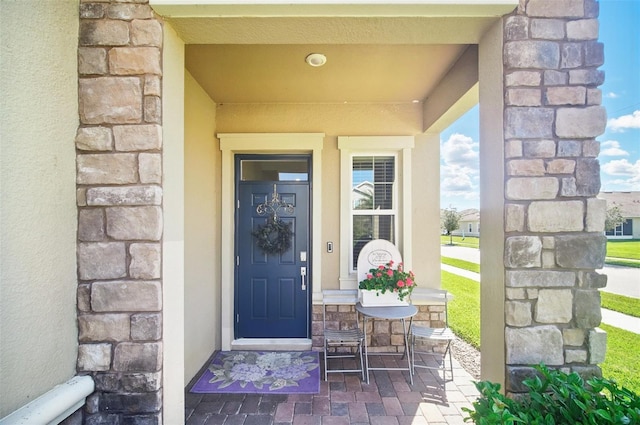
left=503, top=0, right=607, bottom=393
left=76, top=1, right=164, bottom=422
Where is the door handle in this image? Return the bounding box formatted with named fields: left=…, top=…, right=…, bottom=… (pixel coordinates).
left=300, top=266, right=307, bottom=291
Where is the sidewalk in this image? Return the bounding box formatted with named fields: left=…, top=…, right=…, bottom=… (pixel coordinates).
left=440, top=246, right=639, bottom=334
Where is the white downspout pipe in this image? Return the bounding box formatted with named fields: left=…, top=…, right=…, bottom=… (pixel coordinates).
left=0, top=376, right=94, bottom=425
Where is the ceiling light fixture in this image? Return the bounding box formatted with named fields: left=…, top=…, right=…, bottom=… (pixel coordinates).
left=305, top=53, right=327, bottom=67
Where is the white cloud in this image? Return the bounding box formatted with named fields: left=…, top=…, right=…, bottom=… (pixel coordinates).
left=441, top=133, right=479, bottom=167
left=599, top=140, right=629, bottom=157
left=607, top=110, right=640, bottom=132
left=440, top=133, right=480, bottom=204
left=441, top=165, right=475, bottom=192
left=601, top=159, right=640, bottom=190
left=605, top=92, right=619, bottom=99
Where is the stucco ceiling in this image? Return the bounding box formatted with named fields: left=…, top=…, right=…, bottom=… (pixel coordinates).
left=185, top=44, right=469, bottom=104
left=154, top=2, right=518, bottom=105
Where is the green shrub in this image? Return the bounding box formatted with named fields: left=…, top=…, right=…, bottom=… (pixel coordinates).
left=463, top=364, right=640, bottom=424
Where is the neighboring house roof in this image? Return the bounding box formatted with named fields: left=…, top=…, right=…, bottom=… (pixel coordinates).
left=353, top=181, right=373, bottom=197
left=459, top=208, right=480, bottom=222
left=597, top=192, right=640, bottom=218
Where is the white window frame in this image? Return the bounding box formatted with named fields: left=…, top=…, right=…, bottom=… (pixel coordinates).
left=338, top=136, right=414, bottom=289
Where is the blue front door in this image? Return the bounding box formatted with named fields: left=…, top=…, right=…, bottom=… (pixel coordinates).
left=235, top=156, right=311, bottom=338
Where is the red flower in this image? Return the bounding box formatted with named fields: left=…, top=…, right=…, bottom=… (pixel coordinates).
left=357, top=260, right=417, bottom=302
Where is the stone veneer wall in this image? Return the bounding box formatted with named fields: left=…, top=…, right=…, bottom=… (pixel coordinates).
left=312, top=305, right=446, bottom=353
left=75, top=0, right=164, bottom=422
left=503, top=0, right=607, bottom=393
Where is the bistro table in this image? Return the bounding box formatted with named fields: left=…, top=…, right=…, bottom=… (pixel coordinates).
left=355, top=302, right=418, bottom=385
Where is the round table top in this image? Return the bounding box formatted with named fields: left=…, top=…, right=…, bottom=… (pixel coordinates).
left=355, top=302, right=418, bottom=320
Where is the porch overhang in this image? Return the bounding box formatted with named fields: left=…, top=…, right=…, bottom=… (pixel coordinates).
left=150, top=1, right=519, bottom=19
left=150, top=1, right=518, bottom=46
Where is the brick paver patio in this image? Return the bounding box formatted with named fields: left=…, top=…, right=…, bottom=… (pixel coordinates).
left=185, top=353, right=480, bottom=424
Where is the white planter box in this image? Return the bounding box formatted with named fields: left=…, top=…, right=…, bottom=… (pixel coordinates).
left=358, top=289, right=408, bottom=307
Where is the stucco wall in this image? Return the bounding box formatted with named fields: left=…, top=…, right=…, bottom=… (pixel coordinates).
left=0, top=0, right=79, bottom=416
left=184, top=71, right=221, bottom=382
left=215, top=103, right=438, bottom=289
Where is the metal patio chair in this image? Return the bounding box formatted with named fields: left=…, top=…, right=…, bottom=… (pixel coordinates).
left=409, top=288, right=455, bottom=381
left=322, top=289, right=366, bottom=381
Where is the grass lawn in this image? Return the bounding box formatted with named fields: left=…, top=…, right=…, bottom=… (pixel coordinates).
left=440, top=271, right=640, bottom=395
left=600, top=323, right=640, bottom=394
left=600, top=291, right=640, bottom=318
left=441, top=270, right=480, bottom=349
left=606, top=239, right=640, bottom=260
left=440, top=235, right=479, bottom=248
left=441, top=256, right=480, bottom=274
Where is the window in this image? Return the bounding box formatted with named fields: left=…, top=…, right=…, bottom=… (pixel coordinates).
left=468, top=223, right=473, bottom=233
left=351, top=156, right=396, bottom=269
left=338, top=136, right=414, bottom=288
left=606, top=219, right=633, bottom=237
left=240, top=159, right=309, bottom=181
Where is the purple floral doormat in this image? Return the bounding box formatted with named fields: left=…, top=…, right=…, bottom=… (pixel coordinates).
left=190, top=351, right=320, bottom=394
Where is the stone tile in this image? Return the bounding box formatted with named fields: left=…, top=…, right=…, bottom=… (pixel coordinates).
left=185, top=393, right=203, bottom=409
left=293, top=417, right=321, bottom=425
left=288, top=394, right=313, bottom=403
left=258, top=400, right=278, bottom=415
left=355, top=391, right=382, bottom=402
left=419, top=402, right=445, bottom=423
left=330, top=402, right=349, bottom=416
left=274, top=402, right=295, bottom=423
left=194, top=401, right=224, bottom=413
left=329, top=391, right=354, bottom=403
left=347, top=402, right=369, bottom=423
left=321, top=417, right=350, bottom=425
left=344, top=375, right=362, bottom=392
left=294, top=402, right=311, bottom=415
left=261, top=394, right=288, bottom=403
left=401, top=402, right=421, bottom=416
left=244, top=415, right=273, bottom=425
left=382, top=397, right=404, bottom=416
left=185, top=411, right=210, bottom=425
left=397, top=416, right=429, bottom=425
left=392, top=380, right=412, bottom=393
left=238, top=395, right=260, bottom=414
left=203, top=414, right=227, bottom=425
left=224, top=415, right=249, bottom=425
left=370, top=417, right=400, bottom=425
left=312, top=397, right=331, bottom=415
left=399, top=392, right=425, bottom=403
left=365, top=402, right=386, bottom=416
left=220, top=401, right=242, bottom=415
left=328, top=382, right=345, bottom=392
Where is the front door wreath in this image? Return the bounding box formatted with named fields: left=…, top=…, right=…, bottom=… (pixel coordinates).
left=252, top=216, right=294, bottom=255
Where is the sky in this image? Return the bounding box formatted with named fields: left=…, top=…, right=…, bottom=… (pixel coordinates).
left=440, top=0, right=640, bottom=212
